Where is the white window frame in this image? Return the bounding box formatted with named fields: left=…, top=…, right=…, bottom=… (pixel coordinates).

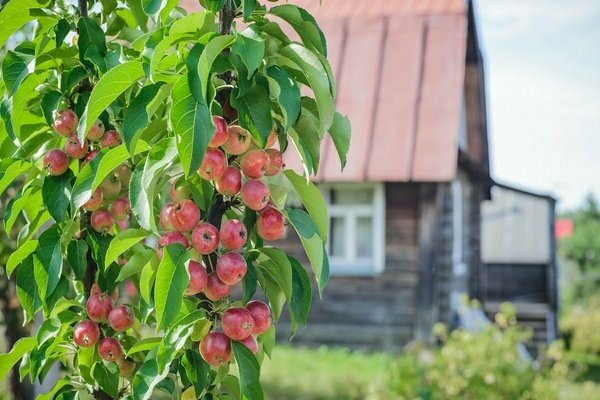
left=320, top=182, right=386, bottom=276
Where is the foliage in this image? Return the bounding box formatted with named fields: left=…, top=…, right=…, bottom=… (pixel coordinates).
left=561, top=195, right=600, bottom=273
left=0, top=0, right=350, bottom=399
left=562, top=293, right=600, bottom=357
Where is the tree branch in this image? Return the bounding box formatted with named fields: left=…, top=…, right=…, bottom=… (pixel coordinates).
left=78, top=0, right=88, bottom=17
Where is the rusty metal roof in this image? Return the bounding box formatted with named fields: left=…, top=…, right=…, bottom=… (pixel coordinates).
left=182, top=0, right=469, bottom=182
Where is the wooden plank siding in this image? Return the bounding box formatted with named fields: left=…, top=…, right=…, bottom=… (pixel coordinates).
left=276, top=183, right=421, bottom=351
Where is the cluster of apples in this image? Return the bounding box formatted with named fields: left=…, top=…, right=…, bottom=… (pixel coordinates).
left=44, top=109, right=133, bottom=233
left=157, top=116, right=284, bottom=364
left=73, top=283, right=136, bottom=378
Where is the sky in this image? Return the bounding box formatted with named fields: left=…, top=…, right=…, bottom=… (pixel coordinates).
left=476, top=0, right=600, bottom=211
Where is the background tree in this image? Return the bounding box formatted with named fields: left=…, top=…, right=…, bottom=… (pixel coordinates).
left=0, top=0, right=350, bottom=399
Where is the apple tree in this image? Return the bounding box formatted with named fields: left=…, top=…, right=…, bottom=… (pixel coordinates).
left=0, top=0, right=350, bottom=398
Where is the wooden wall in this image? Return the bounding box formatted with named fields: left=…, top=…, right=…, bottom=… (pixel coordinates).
left=277, top=183, right=421, bottom=352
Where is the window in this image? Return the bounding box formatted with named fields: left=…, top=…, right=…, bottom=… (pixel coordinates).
left=320, top=183, right=385, bottom=276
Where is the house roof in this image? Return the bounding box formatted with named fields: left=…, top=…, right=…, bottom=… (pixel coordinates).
left=182, top=0, right=474, bottom=182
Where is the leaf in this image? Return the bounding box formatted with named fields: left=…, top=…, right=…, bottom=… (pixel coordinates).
left=242, top=261, right=257, bottom=304
left=278, top=43, right=334, bottom=134
left=266, top=66, right=300, bottom=129
left=139, top=257, right=158, bottom=304
left=16, top=255, right=41, bottom=323
left=284, top=209, right=329, bottom=296
left=232, top=342, right=264, bottom=400
left=154, top=244, right=190, bottom=331
left=243, top=0, right=257, bottom=20
left=289, top=256, right=312, bottom=329
left=92, top=363, right=119, bottom=398
left=256, top=248, right=292, bottom=300
left=0, top=0, right=49, bottom=49
left=2, top=49, right=34, bottom=96
left=198, top=34, right=235, bottom=101
left=0, top=159, right=31, bottom=196
left=36, top=226, right=63, bottom=298
left=66, top=240, right=88, bottom=281
left=270, top=4, right=327, bottom=56
left=105, top=228, right=150, bottom=268
left=40, top=90, right=62, bottom=126
left=232, top=28, right=265, bottom=79
left=329, top=111, right=351, bottom=170
left=231, top=81, right=273, bottom=146
left=6, top=239, right=37, bottom=277
left=170, top=74, right=213, bottom=177
left=126, top=337, right=161, bottom=356
left=0, top=337, right=36, bottom=381
left=181, top=349, right=210, bottom=395
left=77, top=61, right=145, bottom=141
left=117, top=248, right=156, bottom=282
left=283, top=169, right=327, bottom=241
left=123, top=83, right=163, bottom=153
left=255, top=268, right=285, bottom=321
left=77, top=17, right=107, bottom=63
left=130, top=137, right=178, bottom=232
left=42, top=170, right=73, bottom=222
left=142, top=0, right=162, bottom=15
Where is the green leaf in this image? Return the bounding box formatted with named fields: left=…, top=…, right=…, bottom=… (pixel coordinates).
left=255, top=267, right=285, bottom=321
left=329, top=111, right=351, bottom=170
left=67, top=240, right=88, bottom=281
left=242, top=261, right=257, bottom=304
left=36, top=379, right=70, bottom=400
left=270, top=4, right=327, bottom=55
left=232, top=342, right=264, bottom=400
left=126, top=337, right=161, bottom=356
left=181, top=349, right=210, bottom=395
left=36, top=225, right=63, bottom=298
left=154, top=244, right=190, bottom=331
left=278, top=43, right=334, bottom=134
left=130, top=137, right=178, bottom=232
left=139, top=257, right=158, bottom=304
left=6, top=239, right=37, bottom=277
left=0, top=0, right=49, bottom=49
left=283, top=169, right=327, bottom=241
left=170, top=74, right=213, bottom=177
left=198, top=34, right=235, bottom=101
left=0, top=337, right=36, bottom=381
left=77, top=61, right=145, bottom=141
left=16, top=255, right=41, bottom=323
left=105, top=228, right=150, bottom=268
left=2, top=49, right=34, bottom=96
left=142, top=0, right=162, bottom=15
left=231, top=81, right=273, bottom=146
left=123, top=83, right=163, bottom=153
left=266, top=66, right=300, bottom=129
left=243, top=0, right=257, bottom=20
left=289, top=255, right=312, bottom=328
left=42, top=170, right=73, bottom=222
left=232, top=28, right=265, bottom=79
left=117, top=248, right=156, bottom=282
left=284, top=209, right=329, bottom=296
left=41, top=90, right=62, bottom=126
left=256, top=248, right=292, bottom=300
left=92, top=363, right=119, bottom=398
left=0, top=159, right=31, bottom=196
left=126, top=0, right=149, bottom=31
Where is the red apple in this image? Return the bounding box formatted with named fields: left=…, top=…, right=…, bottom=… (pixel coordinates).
left=43, top=149, right=69, bottom=176
left=86, top=293, right=113, bottom=323
left=108, top=305, right=134, bottom=332
left=245, top=300, right=272, bottom=335
left=185, top=260, right=208, bottom=295
left=169, top=199, right=200, bottom=232
left=73, top=320, right=99, bottom=347
left=98, top=337, right=122, bottom=362
left=204, top=273, right=230, bottom=301
left=264, top=149, right=284, bottom=176
left=169, top=180, right=191, bottom=201
left=198, top=148, right=227, bottom=181
left=239, top=335, right=258, bottom=354
left=215, top=166, right=242, bottom=196
left=219, top=219, right=247, bottom=250
left=265, top=131, right=277, bottom=148
left=240, top=179, right=270, bottom=211
left=83, top=188, right=104, bottom=212
left=87, top=119, right=105, bottom=140
left=90, top=209, right=114, bottom=234
left=199, top=332, right=231, bottom=366
left=191, top=222, right=219, bottom=254
left=115, top=164, right=132, bottom=188
left=256, top=207, right=286, bottom=241
left=240, top=149, right=270, bottom=179
left=64, top=133, right=88, bottom=159
left=160, top=203, right=176, bottom=231
left=100, top=130, right=122, bottom=148
left=157, top=231, right=189, bottom=258
left=53, top=109, right=78, bottom=136
left=83, top=149, right=99, bottom=167
left=222, top=125, right=251, bottom=155
left=221, top=307, right=255, bottom=341
left=216, top=252, right=247, bottom=286
left=209, top=116, right=229, bottom=148
left=111, top=198, right=130, bottom=221
left=100, top=174, right=122, bottom=200
left=117, top=358, right=136, bottom=379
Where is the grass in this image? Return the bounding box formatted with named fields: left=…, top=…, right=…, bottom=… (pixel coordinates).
left=261, top=346, right=394, bottom=400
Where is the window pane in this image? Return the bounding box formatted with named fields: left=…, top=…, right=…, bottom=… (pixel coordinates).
left=330, top=187, right=373, bottom=205
left=330, top=217, right=346, bottom=257
left=356, top=216, right=373, bottom=258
